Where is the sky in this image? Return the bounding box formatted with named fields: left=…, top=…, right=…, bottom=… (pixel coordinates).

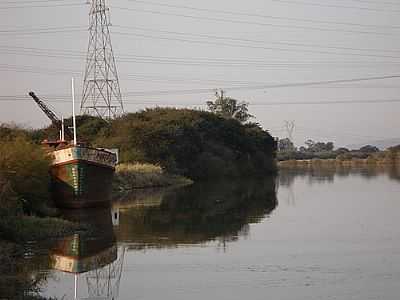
left=1, top=0, right=400, bottom=147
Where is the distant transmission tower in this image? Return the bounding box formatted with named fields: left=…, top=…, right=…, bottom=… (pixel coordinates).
left=81, top=0, right=124, bottom=119
left=284, top=120, right=295, bottom=141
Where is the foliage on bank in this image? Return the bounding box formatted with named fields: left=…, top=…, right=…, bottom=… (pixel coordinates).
left=0, top=127, right=52, bottom=216
left=277, top=137, right=400, bottom=163
left=93, top=108, right=277, bottom=179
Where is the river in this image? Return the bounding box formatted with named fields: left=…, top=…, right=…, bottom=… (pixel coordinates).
left=23, top=166, right=400, bottom=299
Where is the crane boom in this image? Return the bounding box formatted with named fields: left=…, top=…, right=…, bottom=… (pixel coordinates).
left=28, top=92, right=74, bottom=140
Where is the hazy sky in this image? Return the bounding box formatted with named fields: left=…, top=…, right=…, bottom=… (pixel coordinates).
left=1, top=0, right=400, bottom=147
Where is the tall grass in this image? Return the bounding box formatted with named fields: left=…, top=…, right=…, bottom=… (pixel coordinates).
left=116, top=162, right=163, bottom=174
left=114, top=163, right=192, bottom=192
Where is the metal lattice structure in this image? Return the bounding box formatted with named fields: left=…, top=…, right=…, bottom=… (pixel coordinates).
left=84, top=246, right=126, bottom=300
left=81, top=0, right=124, bottom=119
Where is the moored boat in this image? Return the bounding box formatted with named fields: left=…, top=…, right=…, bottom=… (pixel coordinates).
left=50, top=145, right=118, bottom=208
left=29, top=86, right=118, bottom=209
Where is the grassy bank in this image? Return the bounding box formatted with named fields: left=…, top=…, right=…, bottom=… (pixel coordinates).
left=113, top=163, right=193, bottom=194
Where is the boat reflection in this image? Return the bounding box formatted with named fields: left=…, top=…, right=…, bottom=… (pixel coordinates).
left=50, top=208, right=124, bottom=300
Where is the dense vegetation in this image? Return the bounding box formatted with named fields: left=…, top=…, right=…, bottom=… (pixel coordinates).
left=102, top=108, right=277, bottom=179
left=0, top=125, right=79, bottom=299
left=0, top=126, right=52, bottom=216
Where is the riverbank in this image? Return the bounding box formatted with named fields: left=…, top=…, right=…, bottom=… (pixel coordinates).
left=278, top=156, right=400, bottom=170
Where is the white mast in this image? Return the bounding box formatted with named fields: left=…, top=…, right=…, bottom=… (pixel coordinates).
left=61, top=117, right=65, bottom=141
left=74, top=274, right=78, bottom=300
left=72, top=78, right=77, bottom=145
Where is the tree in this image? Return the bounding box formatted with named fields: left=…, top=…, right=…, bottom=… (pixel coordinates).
left=359, top=145, right=380, bottom=153
left=304, top=139, right=315, bottom=149
left=206, top=90, right=253, bottom=123
left=278, top=138, right=295, bottom=152
left=336, top=147, right=350, bottom=154
left=303, top=140, right=334, bottom=152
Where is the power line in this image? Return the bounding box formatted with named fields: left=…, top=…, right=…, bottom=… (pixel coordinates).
left=5, top=45, right=400, bottom=64
left=270, top=0, right=400, bottom=12
left=344, top=0, right=400, bottom=6
left=2, top=28, right=400, bottom=58
left=114, top=25, right=400, bottom=55
left=0, top=2, right=85, bottom=9
left=121, top=0, right=400, bottom=30
left=2, top=50, right=400, bottom=66
left=0, top=26, right=85, bottom=33
left=0, top=30, right=85, bottom=36
left=3, top=63, right=400, bottom=90
left=113, top=31, right=400, bottom=59
left=2, top=97, right=400, bottom=107
left=2, top=74, right=400, bottom=99
left=111, top=6, right=393, bottom=36
left=226, top=75, right=400, bottom=92
left=4, top=26, right=400, bottom=59
left=4, top=45, right=400, bottom=67
left=2, top=0, right=72, bottom=3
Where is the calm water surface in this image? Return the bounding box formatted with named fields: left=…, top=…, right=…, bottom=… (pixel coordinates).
left=37, top=167, right=400, bottom=300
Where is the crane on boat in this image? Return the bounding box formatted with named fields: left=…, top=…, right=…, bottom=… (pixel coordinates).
left=28, top=91, right=74, bottom=141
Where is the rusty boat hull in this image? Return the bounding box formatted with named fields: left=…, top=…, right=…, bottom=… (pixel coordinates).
left=50, top=146, right=117, bottom=208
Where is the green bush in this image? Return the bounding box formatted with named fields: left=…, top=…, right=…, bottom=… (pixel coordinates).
left=0, top=177, right=22, bottom=216
left=90, top=108, right=277, bottom=179
left=0, top=134, right=51, bottom=214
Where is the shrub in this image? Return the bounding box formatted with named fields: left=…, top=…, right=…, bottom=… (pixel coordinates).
left=93, top=108, right=277, bottom=179
left=0, top=134, right=51, bottom=214
left=0, top=177, right=22, bottom=216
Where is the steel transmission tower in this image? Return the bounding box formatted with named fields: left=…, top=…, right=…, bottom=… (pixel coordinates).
left=81, top=0, right=124, bottom=119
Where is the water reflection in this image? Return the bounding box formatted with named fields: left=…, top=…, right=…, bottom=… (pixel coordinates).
left=279, top=164, right=400, bottom=188
left=48, top=208, right=125, bottom=300
left=43, top=178, right=277, bottom=298
left=0, top=243, right=54, bottom=299
left=114, top=177, right=277, bottom=249
left=22, top=165, right=400, bottom=299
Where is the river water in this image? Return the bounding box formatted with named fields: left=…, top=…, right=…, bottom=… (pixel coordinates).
left=27, top=166, right=400, bottom=299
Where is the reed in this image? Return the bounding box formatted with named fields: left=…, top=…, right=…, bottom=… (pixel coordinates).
left=114, top=163, right=193, bottom=192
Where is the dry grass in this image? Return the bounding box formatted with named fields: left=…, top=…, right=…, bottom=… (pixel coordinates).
left=116, top=163, right=162, bottom=174
left=113, top=163, right=192, bottom=192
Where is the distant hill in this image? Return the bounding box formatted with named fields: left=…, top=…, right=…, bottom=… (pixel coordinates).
left=347, top=138, right=400, bottom=150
